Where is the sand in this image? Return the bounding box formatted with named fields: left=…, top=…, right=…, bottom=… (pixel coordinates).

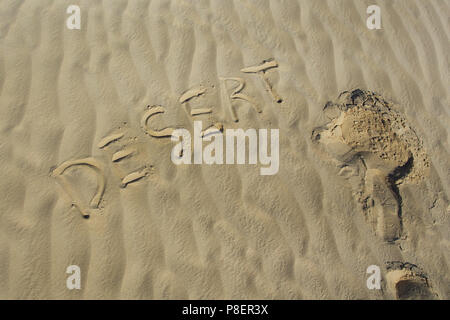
left=0, top=0, right=448, bottom=299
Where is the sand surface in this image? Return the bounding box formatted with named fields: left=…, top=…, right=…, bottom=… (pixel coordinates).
left=0, top=0, right=449, bottom=299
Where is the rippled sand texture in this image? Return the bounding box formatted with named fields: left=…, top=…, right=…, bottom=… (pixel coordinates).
left=0, top=0, right=449, bottom=299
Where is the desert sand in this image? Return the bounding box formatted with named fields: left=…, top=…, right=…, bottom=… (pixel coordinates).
left=0, top=0, right=448, bottom=299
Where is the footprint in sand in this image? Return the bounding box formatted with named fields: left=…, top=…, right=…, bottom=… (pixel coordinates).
left=386, top=262, right=437, bottom=300
left=312, top=89, right=430, bottom=242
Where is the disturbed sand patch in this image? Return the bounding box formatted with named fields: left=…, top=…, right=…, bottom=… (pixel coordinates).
left=313, top=89, right=430, bottom=242
left=386, top=262, right=437, bottom=300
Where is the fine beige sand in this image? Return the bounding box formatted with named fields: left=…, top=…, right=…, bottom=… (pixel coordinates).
left=0, top=0, right=449, bottom=299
